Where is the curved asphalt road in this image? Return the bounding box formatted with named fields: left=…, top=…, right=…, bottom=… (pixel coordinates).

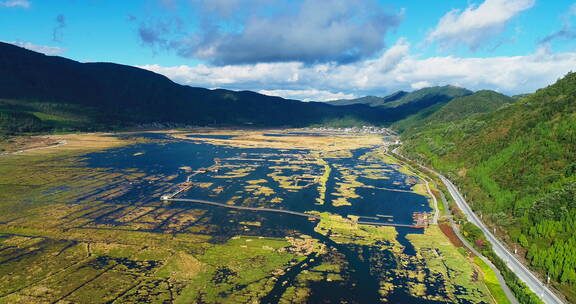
left=435, top=178, right=519, bottom=304
left=438, top=173, right=565, bottom=304
left=390, top=145, right=565, bottom=304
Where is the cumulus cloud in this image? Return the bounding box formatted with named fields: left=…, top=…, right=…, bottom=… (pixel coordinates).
left=539, top=4, right=576, bottom=44
left=258, top=89, right=356, bottom=102
left=427, top=0, right=534, bottom=51
left=5, top=41, right=65, bottom=55
left=0, top=0, right=30, bottom=8
left=140, top=39, right=576, bottom=100
left=411, top=81, right=432, bottom=90
left=141, top=0, right=402, bottom=65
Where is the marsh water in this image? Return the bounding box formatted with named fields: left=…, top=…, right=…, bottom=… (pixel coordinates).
left=75, top=131, right=474, bottom=304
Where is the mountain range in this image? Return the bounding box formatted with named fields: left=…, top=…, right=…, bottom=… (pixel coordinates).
left=0, top=42, right=387, bottom=132
left=325, top=91, right=409, bottom=106
left=0, top=42, right=477, bottom=134
left=326, top=85, right=472, bottom=108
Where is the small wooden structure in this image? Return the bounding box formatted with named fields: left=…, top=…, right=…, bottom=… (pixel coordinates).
left=412, top=212, right=429, bottom=228
left=162, top=181, right=193, bottom=201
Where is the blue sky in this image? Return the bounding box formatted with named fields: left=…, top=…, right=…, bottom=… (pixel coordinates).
left=1, top=0, right=575, bottom=100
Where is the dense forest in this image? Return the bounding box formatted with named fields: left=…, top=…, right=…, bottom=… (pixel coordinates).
left=398, top=73, right=576, bottom=301
left=327, top=86, right=472, bottom=108
left=393, top=90, right=514, bottom=132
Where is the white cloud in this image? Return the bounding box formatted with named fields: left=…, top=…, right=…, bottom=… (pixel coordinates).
left=142, top=62, right=306, bottom=87
left=6, top=41, right=65, bottom=55
left=143, top=0, right=401, bottom=65
left=389, top=45, right=576, bottom=93
left=140, top=39, right=576, bottom=100
left=411, top=81, right=431, bottom=90
left=427, top=0, right=534, bottom=50
left=0, top=0, right=30, bottom=8
left=258, top=89, right=356, bottom=102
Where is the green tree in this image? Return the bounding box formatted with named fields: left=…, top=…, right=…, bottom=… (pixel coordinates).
left=518, top=234, right=528, bottom=248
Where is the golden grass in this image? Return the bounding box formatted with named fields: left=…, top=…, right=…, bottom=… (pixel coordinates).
left=245, top=184, right=275, bottom=196
left=21, top=133, right=128, bottom=156
left=330, top=168, right=365, bottom=207
left=247, top=179, right=268, bottom=184
left=172, top=131, right=383, bottom=152
left=155, top=252, right=205, bottom=280
left=313, top=212, right=398, bottom=245
left=315, top=157, right=331, bottom=205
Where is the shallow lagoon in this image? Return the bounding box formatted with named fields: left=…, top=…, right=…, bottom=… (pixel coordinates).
left=67, top=130, right=491, bottom=303
left=0, top=130, right=496, bottom=304
left=84, top=134, right=430, bottom=226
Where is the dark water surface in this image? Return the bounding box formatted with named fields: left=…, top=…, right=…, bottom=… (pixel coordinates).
left=76, top=132, right=464, bottom=304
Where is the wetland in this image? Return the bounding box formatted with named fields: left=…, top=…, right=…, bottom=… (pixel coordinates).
left=0, top=129, right=498, bottom=304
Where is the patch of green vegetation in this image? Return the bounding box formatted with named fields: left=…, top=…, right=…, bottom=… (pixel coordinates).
left=411, top=183, right=429, bottom=197
left=0, top=239, right=86, bottom=297
left=0, top=149, right=118, bottom=218
left=392, top=102, right=446, bottom=132
left=383, top=86, right=472, bottom=109
left=461, top=222, right=544, bottom=304
left=362, top=167, right=391, bottom=180
left=245, top=184, right=275, bottom=196
left=474, top=256, right=511, bottom=304
left=312, top=116, right=372, bottom=128
left=315, top=156, right=331, bottom=205
left=0, top=234, right=187, bottom=304
left=313, top=212, right=398, bottom=246
left=214, top=166, right=255, bottom=178
left=363, top=150, right=422, bottom=179
left=0, top=109, right=43, bottom=133
left=0, top=99, right=110, bottom=134
left=331, top=167, right=364, bottom=207
left=154, top=252, right=204, bottom=280
left=408, top=226, right=494, bottom=304
left=175, top=236, right=301, bottom=303
left=111, top=279, right=173, bottom=304
left=278, top=252, right=345, bottom=303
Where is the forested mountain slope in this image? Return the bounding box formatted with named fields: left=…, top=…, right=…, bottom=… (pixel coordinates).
left=0, top=42, right=393, bottom=133
left=327, top=86, right=471, bottom=109
left=383, top=85, right=472, bottom=108
left=327, top=91, right=408, bottom=106
left=393, top=90, right=514, bottom=132
left=399, top=73, right=576, bottom=301
left=425, top=90, right=514, bottom=123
